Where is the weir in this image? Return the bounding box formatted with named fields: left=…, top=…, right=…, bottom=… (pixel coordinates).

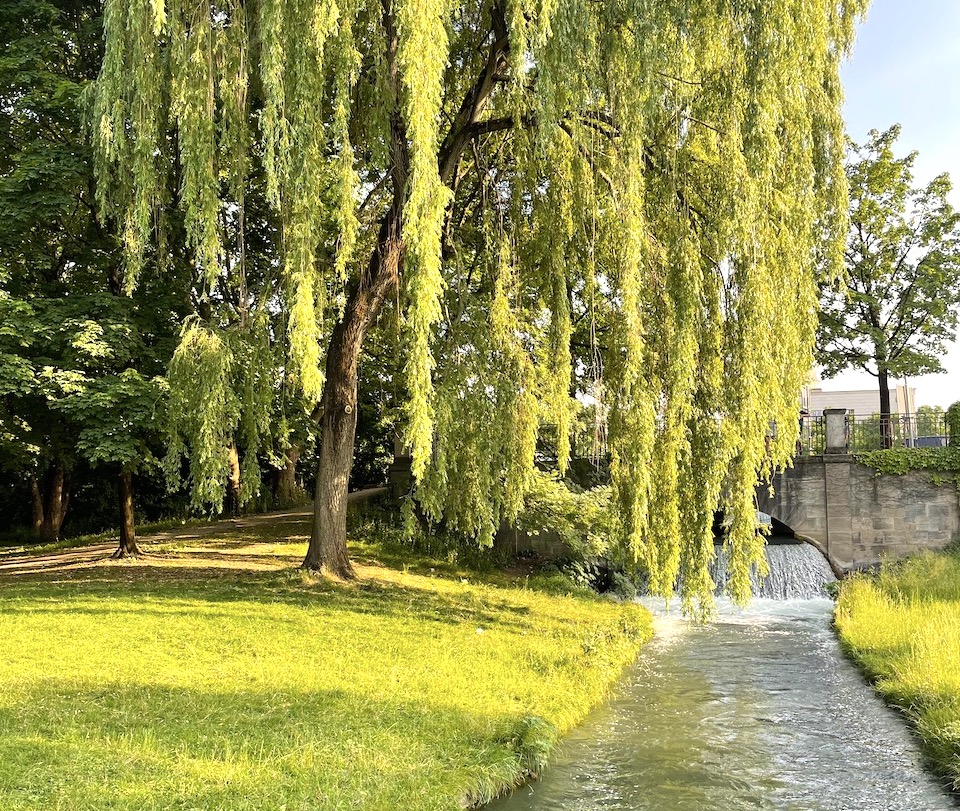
left=709, top=541, right=836, bottom=600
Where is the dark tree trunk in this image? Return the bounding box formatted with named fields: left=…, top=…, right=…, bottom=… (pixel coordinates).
left=226, top=443, right=242, bottom=516
left=107, top=259, right=145, bottom=551
left=304, top=203, right=404, bottom=577
left=301, top=0, right=510, bottom=575
left=878, top=368, right=893, bottom=449
left=113, top=468, right=141, bottom=558
left=276, top=445, right=302, bottom=506
left=36, top=462, right=70, bottom=543
left=302, top=0, right=411, bottom=577
left=30, top=476, right=44, bottom=533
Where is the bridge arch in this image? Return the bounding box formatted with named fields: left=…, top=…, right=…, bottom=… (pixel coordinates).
left=757, top=455, right=960, bottom=572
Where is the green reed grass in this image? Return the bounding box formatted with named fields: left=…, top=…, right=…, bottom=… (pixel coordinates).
left=836, top=549, right=960, bottom=788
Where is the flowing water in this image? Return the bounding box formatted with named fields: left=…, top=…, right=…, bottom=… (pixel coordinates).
left=710, top=542, right=837, bottom=600
left=489, top=543, right=957, bottom=811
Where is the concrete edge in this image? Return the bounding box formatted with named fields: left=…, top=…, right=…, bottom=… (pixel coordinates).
left=794, top=532, right=846, bottom=579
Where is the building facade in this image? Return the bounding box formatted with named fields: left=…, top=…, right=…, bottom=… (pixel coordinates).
left=802, top=384, right=917, bottom=417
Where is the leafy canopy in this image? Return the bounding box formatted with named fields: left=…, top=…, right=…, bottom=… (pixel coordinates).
left=0, top=0, right=183, bottom=484
left=91, top=0, right=864, bottom=609
left=818, top=125, right=960, bottom=386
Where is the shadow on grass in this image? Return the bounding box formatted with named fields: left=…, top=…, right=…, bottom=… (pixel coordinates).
left=0, top=565, right=538, bottom=633
left=0, top=681, right=531, bottom=810
left=152, top=538, right=307, bottom=551
left=146, top=520, right=311, bottom=544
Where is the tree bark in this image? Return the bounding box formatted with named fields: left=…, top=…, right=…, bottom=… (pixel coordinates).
left=37, top=462, right=70, bottom=543
left=302, top=0, right=511, bottom=575
left=113, top=468, right=141, bottom=557
left=878, top=368, right=893, bottom=449
left=302, top=0, right=411, bottom=577
left=276, top=445, right=302, bottom=506
left=304, top=202, right=405, bottom=576
left=30, top=476, right=44, bottom=534
left=226, top=443, right=242, bottom=516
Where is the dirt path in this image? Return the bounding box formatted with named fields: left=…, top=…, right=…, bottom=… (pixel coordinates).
left=0, top=488, right=388, bottom=576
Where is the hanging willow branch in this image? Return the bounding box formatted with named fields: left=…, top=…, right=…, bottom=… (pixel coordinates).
left=91, top=0, right=867, bottom=610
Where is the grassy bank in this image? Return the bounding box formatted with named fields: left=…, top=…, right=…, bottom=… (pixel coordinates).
left=835, top=550, right=960, bottom=788
left=0, top=513, right=651, bottom=810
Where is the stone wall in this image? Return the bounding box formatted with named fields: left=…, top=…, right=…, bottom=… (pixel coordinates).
left=493, top=526, right=573, bottom=559
left=758, top=455, right=960, bottom=571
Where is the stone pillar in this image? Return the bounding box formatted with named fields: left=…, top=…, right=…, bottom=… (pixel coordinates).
left=388, top=433, right=413, bottom=501
left=823, top=456, right=854, bottom=569
left=825, top=408, right=849, bottom=454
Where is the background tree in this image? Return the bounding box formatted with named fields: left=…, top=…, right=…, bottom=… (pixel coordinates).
left=914, top=404, right=945, bottom=442
left=0, top=0, right=187, bottom=551
left=0, top=0, right=112, bottom=541
left=91, top=0, right=864, bottom=609
left=818, top=126, right=960, bottom=445
left=948, top=402, right=960, bottom=448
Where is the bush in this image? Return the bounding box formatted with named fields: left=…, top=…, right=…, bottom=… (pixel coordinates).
left=350, top=497, right=514, bottom=572
left=609, top=571, right=638, bottom=601
left=515, top=470, right=614, bottom=557
left=526, top=569, right=593, bottom=597
left=948, top=402, right=960, bottom=448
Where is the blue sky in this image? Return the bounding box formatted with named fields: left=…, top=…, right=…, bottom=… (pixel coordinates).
left=825, top=0, right=960, bottom=408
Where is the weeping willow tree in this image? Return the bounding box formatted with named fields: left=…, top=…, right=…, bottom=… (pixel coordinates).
left=90, top=0, right=866, bottom=609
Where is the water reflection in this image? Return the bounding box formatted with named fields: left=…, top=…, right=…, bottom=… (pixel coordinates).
left=489, top=599, right=957, bottom=811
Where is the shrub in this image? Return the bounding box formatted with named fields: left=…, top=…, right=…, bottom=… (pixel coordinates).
left=515, top=470, right=614, bottom=557
left=948, top=401, right=960, bottom=448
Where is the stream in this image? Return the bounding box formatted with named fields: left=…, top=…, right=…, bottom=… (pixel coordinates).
left=489, top=547, right=958, bottom=810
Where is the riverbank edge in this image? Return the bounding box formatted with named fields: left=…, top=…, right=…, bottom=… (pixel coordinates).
left=833, top=572, right=960, bottom=795
left=832, top=627, right=959, bottom=794
left=465, top=609, right=654, bottom=808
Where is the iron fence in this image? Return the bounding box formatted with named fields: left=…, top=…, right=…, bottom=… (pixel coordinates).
left=797, top=412, right=951, bottom=455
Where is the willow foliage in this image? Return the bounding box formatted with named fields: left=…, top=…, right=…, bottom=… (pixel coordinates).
left=164, top=316, right=275, bottom=511
left=92, top=0, right=866, bottom=608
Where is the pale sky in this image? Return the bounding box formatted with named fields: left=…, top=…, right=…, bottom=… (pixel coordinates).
left=823, top=0, right=960, bottom=408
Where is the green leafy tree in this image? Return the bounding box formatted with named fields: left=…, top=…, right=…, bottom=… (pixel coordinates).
left=948, top=402, right=960, bottom=448
left=818, top=126, right=960, bottom=446
left=0, top=0, right=109, bottom=541
left=49, top=295, right=174, bottom=555
left=914, top=404, right=945, bottom=442
left=0, top=281, right=40, bottom=471
left=90, top=0, right=864, bottom=609
left=0, top=0, right=185, bottom=552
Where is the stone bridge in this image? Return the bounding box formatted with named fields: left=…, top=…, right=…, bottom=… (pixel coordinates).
left=756, top=454, right=960, bottom=572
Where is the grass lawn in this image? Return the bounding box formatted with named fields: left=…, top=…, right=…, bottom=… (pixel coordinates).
left=835, top=549, right=960, bottom=788
left=0, top=509, right=651, bottom=810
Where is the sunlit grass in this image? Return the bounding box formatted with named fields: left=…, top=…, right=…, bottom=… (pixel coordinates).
left=835, top=550, right=960, bottom=788
left=0, top=515, right=206, bottom=556
left=0, top=515, right=651, bottom=810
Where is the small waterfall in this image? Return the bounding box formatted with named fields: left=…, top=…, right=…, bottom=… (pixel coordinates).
left=710, top=541, right=836, bottom=599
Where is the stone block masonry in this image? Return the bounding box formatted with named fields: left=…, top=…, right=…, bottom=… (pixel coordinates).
left=758, top=455, right=960, bottom=572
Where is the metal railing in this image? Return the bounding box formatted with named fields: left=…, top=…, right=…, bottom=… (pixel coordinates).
left=797, top=412, right=951, bottom=455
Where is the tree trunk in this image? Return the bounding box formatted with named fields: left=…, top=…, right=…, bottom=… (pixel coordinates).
left=301, top=0, right=510, bottom=575
left=878, top=368, right=893, bottom=449
left=113, top=468, right=141, bottom=558
left=304, top=204, right=404, bottom=577
left=302, top=0, right=411, bottom=577
left=226, top=443, right=242, bottom=516
left=276, top=445, right=302, bottom=506
left=30, top=476, right=44, bottom=534
left=37, top=462, right=70, bottom=543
